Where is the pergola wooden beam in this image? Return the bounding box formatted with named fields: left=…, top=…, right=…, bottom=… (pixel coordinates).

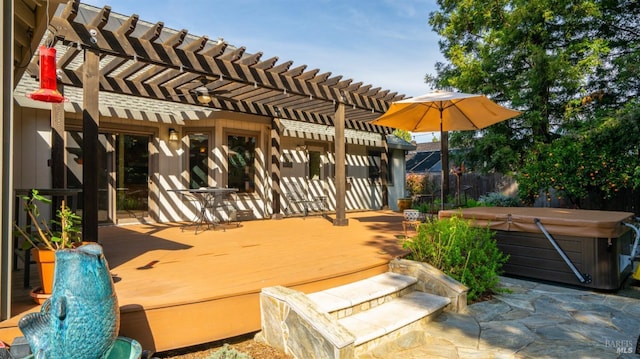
left=48, top=1, right=400, bottom=116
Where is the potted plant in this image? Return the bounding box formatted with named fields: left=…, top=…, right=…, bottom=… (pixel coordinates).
left=14, top=189, right=82, bottom=302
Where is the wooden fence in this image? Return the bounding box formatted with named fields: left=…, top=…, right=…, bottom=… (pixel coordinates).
left=425, top=172, right=518, bottom=201
left=423, top=172, right=639, bottom=214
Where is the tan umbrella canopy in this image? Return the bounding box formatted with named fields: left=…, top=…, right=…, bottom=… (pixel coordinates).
left=371, top=90, right=521, bottom=209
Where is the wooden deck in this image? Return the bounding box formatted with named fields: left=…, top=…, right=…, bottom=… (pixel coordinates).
left=1, top=211, right=408, bottom=353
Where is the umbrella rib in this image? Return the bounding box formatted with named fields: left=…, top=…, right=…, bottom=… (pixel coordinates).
left=442, top=99, right=480, bottom=130
left=413, top=102, right=441, bottom=131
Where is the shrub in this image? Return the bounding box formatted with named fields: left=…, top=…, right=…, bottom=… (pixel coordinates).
left=478, top=192, right=520, bottom=207
left=206, top=344, right=252, bottom=359
left=463, top=198, right=481, bottom=208
left=402, top=215, right=509, bottom=302
left=406, top=173, right=437, bottom=196
left=405, top=173, right=426, bottom=196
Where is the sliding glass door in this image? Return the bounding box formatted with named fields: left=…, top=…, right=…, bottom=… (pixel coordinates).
left=66, top=131, right=151, bottom=224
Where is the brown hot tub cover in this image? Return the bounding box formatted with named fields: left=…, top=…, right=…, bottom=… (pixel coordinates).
left=439, top=207, right=634, bottom=239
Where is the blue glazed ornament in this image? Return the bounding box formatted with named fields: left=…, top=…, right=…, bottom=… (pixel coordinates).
left=19, top=243, right=120, bottom=358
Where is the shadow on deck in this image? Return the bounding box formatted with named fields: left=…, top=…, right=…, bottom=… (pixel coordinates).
left=1, top=210, right=409, bottom=353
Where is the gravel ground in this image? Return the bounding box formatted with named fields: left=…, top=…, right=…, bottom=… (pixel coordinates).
left=153, top=333, right=291, bottom=359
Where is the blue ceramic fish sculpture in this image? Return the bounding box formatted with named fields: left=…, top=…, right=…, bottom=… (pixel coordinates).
left=19, top=243, right=120, bottom=359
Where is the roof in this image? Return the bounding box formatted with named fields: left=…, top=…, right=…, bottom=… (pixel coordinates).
left=412, top=141, right=441, bottom=153
left=406, top=150, right=441, bottom=173
left=280, top=119, right=383, bottom=146
left=19, top=0, right=407, bottom=134
left=385, top=135, right=417, bottom=151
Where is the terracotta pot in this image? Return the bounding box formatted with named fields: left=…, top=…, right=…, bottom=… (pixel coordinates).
left=397, top=198, right=413, bottom=212
left=29, top=287, right=50, bottom=305
left=31, top=247, right=55, bottom=295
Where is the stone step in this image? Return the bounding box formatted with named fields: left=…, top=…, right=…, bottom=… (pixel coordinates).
left=308, top=272, right=417, bottom=316
left=260, top=259, right=469, bottom=358
left=339, top=291, right=451, bottom=346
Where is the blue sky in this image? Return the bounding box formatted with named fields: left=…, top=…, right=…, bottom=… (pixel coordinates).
left=82, top=0, right=443, bottom=141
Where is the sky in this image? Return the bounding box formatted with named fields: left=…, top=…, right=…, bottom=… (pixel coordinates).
left=81, top=0, right=444, bottom=142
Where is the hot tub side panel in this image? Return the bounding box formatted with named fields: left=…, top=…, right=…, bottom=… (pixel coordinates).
left=494, top=230, right=632, bottom=290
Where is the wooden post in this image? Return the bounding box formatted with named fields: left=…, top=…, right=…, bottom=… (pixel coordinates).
left=380, top=138, right=389, bottom=210
left=271, top=118, right=283, bottom=219
left=441, top=131, right=449, bottom=209
left=82, top=48, right=100, bottom=241
left=51, top=84, right=65, bottom=195
left=1, top=0, right=13, bottom=321
left=333, top=102, right=348, bottom=226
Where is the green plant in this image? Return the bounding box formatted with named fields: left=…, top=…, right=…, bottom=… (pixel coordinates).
left=402, top=215, right=509, bottom=302
left=206, top=344, right=252, bottom=359
left=14, top=189, right=83, bottom=251
left=516, top=101, right=640, bottom=208
left=405, top=173, right=425, bottom=196
left=478, top=192, right=520, bottom=207
left=463, top=198, right=481, bottom=208
left=412, top=202, right=433, bottom=213
left=406, top=173, right=437, bottom=197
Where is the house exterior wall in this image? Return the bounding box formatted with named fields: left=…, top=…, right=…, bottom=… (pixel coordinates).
left=345, top=144, right=382, bottom=211
left=13, top=106, right=53, bottom=191
left=12, top=103, right=408, bottom=225
left=12, top=106, right=55, bottom=220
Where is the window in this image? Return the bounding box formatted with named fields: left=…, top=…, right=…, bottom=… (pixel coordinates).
left=308, top=150, right=321, bottom=180
left=368, top=150, right=381, bottom=180
left=228, top=134, right=256, bottom=193
left=189, top=133, right=209, bottom=188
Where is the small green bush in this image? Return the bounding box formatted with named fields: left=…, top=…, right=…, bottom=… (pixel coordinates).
left=402, top=215, right=509, bottom=302
left=478, top=192, right=520, bottom=207
left=461, top=198, right=481, bottom=208
left=206, top=344, right=252, bottom=359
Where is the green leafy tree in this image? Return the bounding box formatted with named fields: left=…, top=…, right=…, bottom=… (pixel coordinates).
left=427, top=1, right=639, bottom=209
left=427, top=0, right=621, bottom=173
left=517, top=101, right=640, bottom=208
left=393, top=129, right=412, bottom=143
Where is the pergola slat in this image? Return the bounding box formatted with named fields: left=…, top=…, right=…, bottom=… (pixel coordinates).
left=252, top=56, right=278, bottom=70
left=87, top=5, right=110, bottom=29
left=220, top=46, right=246, bottom=62
left=47, top=0, right=404, bottom=128
left=115, top=14, right=139, bottom=36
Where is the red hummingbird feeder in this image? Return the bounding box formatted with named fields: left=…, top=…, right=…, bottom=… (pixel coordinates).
left=27, top=46, right=66, bottom=103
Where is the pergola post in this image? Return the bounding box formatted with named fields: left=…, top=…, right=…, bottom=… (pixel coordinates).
left=333, top=102, right=348, bottom=226
left=380, top=138, right=389, bottom=209
left=271, top=117, right=283, bottom=219
left=0, top=0, right=13, bottom=321
left=51, top=84, right=66, bottom=196
left=82, top=48, right=100, bottom=241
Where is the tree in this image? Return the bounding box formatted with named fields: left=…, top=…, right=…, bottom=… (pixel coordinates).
left=393, top=129, right=412, bottom=143
left=517, top=101, right=640, bottom=209
left=427, top=1, right=640, bottom=210
left=427, top=0, right=611, bottom=173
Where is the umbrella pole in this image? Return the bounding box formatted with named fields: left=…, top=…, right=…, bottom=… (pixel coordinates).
left=439, top=109, right=449, bottom=211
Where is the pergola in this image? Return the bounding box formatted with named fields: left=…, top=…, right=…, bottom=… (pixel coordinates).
left=3, top=0, right=408, bottom=319
left=37, top=1, right=407, bottom=239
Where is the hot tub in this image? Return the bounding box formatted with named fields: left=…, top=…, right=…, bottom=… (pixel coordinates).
left=439, top=207, right=637, bottom=290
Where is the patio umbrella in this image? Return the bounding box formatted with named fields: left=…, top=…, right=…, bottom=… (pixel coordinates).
left=371, top=90, right=521, bottom=209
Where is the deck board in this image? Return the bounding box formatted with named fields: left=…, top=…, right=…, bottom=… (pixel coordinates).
left=1, top=211, right=407, bottom=352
